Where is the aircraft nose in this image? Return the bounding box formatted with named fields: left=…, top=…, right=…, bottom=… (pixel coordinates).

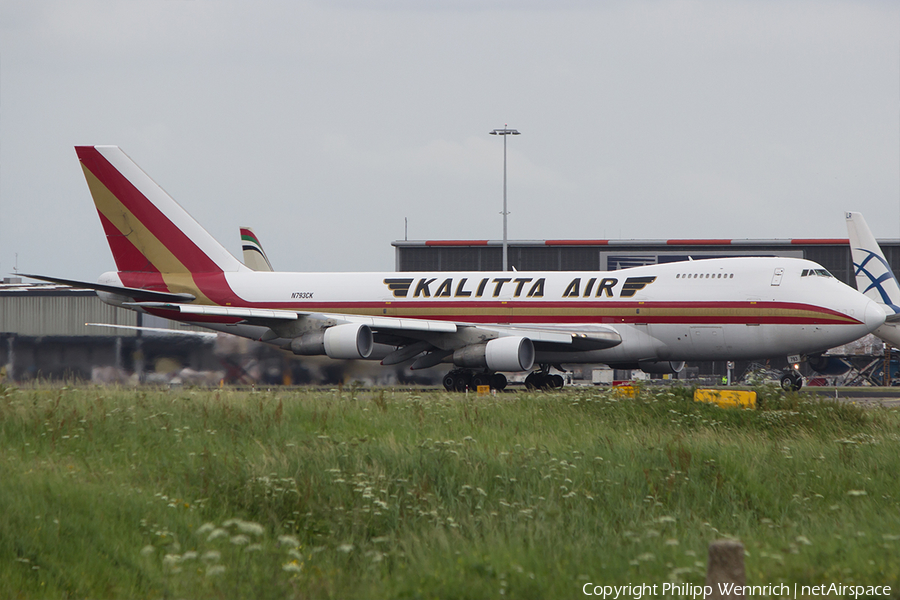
left=864, top=299, right=886, bottom=332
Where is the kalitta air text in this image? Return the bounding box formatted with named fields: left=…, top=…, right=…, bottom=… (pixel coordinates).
left=384, top=276, right=655, bottom=299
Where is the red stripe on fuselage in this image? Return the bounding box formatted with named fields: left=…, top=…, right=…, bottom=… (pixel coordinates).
left=203, top=299, right=858, bottom=326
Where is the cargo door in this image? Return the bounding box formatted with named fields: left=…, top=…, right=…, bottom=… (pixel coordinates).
left=690, top=326, right=727, bottom=354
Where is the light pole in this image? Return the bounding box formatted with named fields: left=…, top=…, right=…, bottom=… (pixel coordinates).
left=490, top=125, right=520, bottom=271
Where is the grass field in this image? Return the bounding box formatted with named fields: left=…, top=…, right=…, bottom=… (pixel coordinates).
left=1, top=382, right=898, bottom=599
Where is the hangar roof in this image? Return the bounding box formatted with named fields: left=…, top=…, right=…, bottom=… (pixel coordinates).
left=392, top=237, right=870, bottom=247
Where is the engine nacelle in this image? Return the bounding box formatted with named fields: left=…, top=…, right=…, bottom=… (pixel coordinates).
left=452, top=336, right=535, bottom=372
left=638, top=360, right=685, bottom=375
left=290, top=324, right=373, bottom=359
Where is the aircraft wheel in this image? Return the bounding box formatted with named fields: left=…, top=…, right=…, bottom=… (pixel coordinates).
left=490, top=373, right=507, bottom=391
left=453, top=371, right=471, bottom=392
left=548, top=374, right=565, bottom=389
left=524, top=372, right=540, bottom=390
left=471, top=373, right=491, bottom=388
left=442, top=373, right=456, bottom=391
left=780, top=372, right=802, bottom=392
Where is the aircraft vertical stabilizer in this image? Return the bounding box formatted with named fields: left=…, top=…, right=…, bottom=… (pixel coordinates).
left=75, top=145, right=247, bottom=275
left=846, top=211, right=900, bottom=345
left=240, top=227, right=273, bottom=271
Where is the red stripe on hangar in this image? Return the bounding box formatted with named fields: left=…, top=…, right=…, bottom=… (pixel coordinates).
left=791, top=239, right=849, bottom=245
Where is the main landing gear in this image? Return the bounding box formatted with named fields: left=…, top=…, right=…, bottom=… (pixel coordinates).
left=441, top=365, right=567, bottom=392
left=524, top=370, right=565, bottom=390
left=442, top=369, right=508, bottom=392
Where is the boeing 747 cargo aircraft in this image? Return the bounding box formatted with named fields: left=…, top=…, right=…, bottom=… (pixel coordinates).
left=23, top=146, right=887, bottom=391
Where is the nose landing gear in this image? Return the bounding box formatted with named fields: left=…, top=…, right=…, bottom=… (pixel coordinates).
left=780, top=370, right=803, bottom=391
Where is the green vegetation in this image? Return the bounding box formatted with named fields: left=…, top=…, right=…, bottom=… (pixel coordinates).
left=0, top=382, right=898, bottom=599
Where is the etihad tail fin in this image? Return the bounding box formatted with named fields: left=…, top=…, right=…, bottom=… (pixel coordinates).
left=240, top=227, right=274, bottom=271
left=75, top=146, right=246, bottom=275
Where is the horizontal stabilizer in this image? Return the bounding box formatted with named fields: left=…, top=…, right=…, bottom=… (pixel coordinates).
left=21, top=273, right=196, bottom=303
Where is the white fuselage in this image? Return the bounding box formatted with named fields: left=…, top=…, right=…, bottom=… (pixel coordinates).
left=107, top=256, right=885, bottom=365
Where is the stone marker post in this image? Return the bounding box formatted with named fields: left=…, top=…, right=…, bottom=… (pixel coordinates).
left=705, top=539, right=745, bottom=599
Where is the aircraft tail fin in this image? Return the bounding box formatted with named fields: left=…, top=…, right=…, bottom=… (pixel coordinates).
left=846, top=211, right=900, bottom=318
left=75, top=146, right=246, bottom=275
left=240, top=227, right=274, bottom=271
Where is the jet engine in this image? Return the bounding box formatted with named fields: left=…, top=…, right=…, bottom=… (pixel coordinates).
left=290, top=324, right=373, bottom=359
left=637, top=360, right=685, bottom=375
left=452, top=336, right=535, bottom=372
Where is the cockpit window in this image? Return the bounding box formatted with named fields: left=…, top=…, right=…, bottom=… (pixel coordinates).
left=801, top=268, right=833, bottom=278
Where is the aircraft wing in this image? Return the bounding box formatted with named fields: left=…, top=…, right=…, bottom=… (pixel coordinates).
left=126, top=302, right=621, bottom=352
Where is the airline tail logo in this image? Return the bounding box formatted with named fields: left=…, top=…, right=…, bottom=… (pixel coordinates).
left=240, top=227, right=273, bottom=271
left=76, top=145, right=246, bottom=304
left=852, top=248, right=900, bottom=314
left=76, top=145, right=244, bottom=276
left=846, top=211, right=900, bottom=315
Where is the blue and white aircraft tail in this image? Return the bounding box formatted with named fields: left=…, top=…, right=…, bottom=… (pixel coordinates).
left=846, top=211, right=900, bottom=344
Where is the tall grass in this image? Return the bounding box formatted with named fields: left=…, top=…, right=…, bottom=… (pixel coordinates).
left=0, top=383, right=898, bottom=599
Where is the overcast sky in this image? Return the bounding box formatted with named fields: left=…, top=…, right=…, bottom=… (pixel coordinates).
left=1, top=1, right=899, bottom=280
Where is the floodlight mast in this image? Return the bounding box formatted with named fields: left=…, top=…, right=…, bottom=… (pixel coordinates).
left=490, top=126, right=520, bottom=271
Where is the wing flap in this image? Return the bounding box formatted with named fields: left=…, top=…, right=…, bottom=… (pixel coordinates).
left=121, top=302, right=621, bottom=350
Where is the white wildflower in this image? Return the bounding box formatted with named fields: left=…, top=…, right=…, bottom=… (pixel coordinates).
left=196, top=522, right=215, bottom=536
left=236, top=520, right=265, bottom=536
left=206, top=565, right=226, bottom=577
